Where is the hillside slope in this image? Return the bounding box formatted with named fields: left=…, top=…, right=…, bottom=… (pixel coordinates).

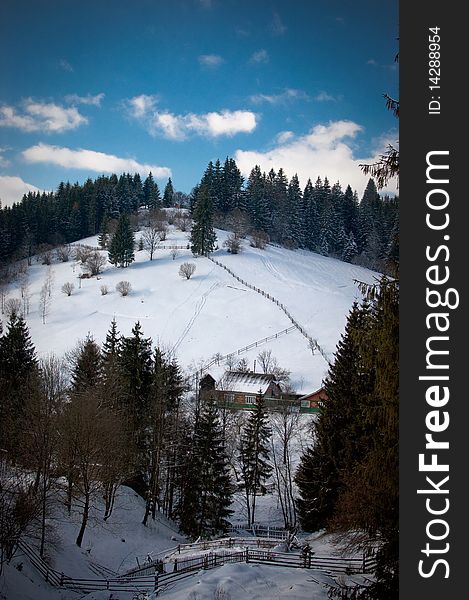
left=4, top=226, right=378, bottom=393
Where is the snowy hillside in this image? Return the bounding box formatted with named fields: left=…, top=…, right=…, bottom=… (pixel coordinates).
left=4, top=225, right=378, bottom=393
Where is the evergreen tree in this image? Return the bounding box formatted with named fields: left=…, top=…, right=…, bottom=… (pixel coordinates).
left=71, top=336, right=103, bottom=392
left=342, top=231, right=358, bottom=263
left=295, top=302, right=373, bottom=532
left=118, top=321, right=153, bottom=448
left=238, top=396, right=272, bottom=526
left=98, top=213, right=110, bottom=249
left=178, top=401, right=233, bottom=538
left=163, top=178, right=174, bottom=208
left=108, top=214, right=135, bottom=267
left=190, top=186, right=217, bottom=255
left=0, top=315, right=38, bottom=454
left=245, top=166, right=269, bottom=232
left=285, top=174, right=304, bottom=247
left=143, top=173, right=161, bottom=210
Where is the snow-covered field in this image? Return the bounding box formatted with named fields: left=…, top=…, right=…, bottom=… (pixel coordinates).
left=4, top=225, right=378, bottom=394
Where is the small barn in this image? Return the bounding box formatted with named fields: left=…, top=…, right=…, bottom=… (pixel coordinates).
left=298, top=387, right=328, bottom=411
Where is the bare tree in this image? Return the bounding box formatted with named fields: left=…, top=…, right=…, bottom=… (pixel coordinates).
left=21, top=356, right=67, bottom=556
left=45, top=266, right=54, bottom=298
left=61, top=282, right=75, bottom=296
left=100, top=284, right=109, bottom=296
left=170, top=248, right=179, bottom=260
left=59, top=390, right=126, bottom=547
left=142, top=226, right=161, bottom=260
left=116, top=281, right=132, bottom=296
left=39, top=284, right=51, bottom=324
left=270, top=404, right=300, bottom=529
left=84, top=251, right=107, bottom=276
left=56, top=245, right=72, bottom=262
left=257, top=350, right=291, bottom=384
left=223, top=233, right=242, bottom=254
left=74, top=245, right=93, bottom=265
left=4, top=298, right=22, bottom=319
left=0, top=457, right=40, bottom=574
left=250, top=230, right=269, bottom=249
left=179, top=263, right=196, bottom=280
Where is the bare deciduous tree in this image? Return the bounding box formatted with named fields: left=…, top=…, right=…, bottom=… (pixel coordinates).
left=116, top=281, right=132, bottom=296
left=223, top=233, right=242, bottom=254
left=84, top=251, right=107, bottom=276
left=100, top=284, right=109, bottom=296
left=179, top=262, right=196, bottom=280
left=39, top=283, right=51, bottom=324
left=61, top=282, right=75, bottom=296
left=170, top=248, right=179, bottom=260
left=4, top=298, right=22, bottom=319
left=56, top=245, right=72, bottom=262
left=74, top=245, right=93, bottom=265
left=250, top=230, right=269, bottom=249
left=142, top=227, right=161, bottom=260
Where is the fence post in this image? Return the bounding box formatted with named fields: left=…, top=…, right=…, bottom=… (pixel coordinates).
left=60, top=573, right=64, bottom=586
left=246, top=547, right=249, bottom=563
left=154, top=572, right=159, bottom=594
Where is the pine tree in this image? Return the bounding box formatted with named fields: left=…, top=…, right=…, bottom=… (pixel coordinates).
left=178, top=401, right=233, bottom=538
left=108, top=214, right=135, bottom=267
left=342, top=231, right=358, bottom=263
left=143, top=173, right=161, bottom=210
left=71, top=336, right=103, bottom=392
left=0, top=315, right=38, bottom=454
left=285, top=174, right=304, bottom=248
left=245, top=166, right=269, bottom=232
left=295, top=302, right=373, bottom=532
left=238, top=396, right=272, bottom=526
left=98, top=213, right=110, bottom=249
left=163, top=178, right=174, bottom=208
left=190, top=186, right=217, bottom=256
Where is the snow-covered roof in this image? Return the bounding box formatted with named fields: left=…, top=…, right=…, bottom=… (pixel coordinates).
left=218, top=371, right=276, bottom=395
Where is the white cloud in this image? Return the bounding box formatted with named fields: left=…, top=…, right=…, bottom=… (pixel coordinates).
left=125, top=94, right=159, bottom=119
left=59, top=59, right=74, bottom=72
left=152, top=112, right=187, bottom=140
left=126, top=96, right=258, bottom=140
left=151, top=109, right=257, bottom=140
left=249, top=88, right=309, bottom=105
left=234, top=120, right=398, bottom=197
left=65, top=93, right=105, bottom=107
left=0, top=147, right=11, bottom=167
left=315, top=91, right=339, bottom=102
left=198, top=54, right=224, bottom=68
left=270, top=12, right=287, bottom=35
left=0, top=175, right=42, bottom=207
left=275, top=131, right=294, bottom=144
left=0, top=99, right=88, bottom=133
left=22, top=144, right=171, bottom=178
left=249, top=49, right=269, bottom=64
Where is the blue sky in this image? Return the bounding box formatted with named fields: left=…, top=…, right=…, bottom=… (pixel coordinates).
left=0, top=0, right=398, bottom=205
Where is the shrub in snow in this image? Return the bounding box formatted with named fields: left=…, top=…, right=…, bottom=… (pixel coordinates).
left=250, top=230, right=269, bottom=249
left=56, top=245, right=72, bottom=262
left=100, top=284, right=109, bottom=296
left=74, top=245, right=93, bottom=264
left=171, top=248, right=179, bottom=260
left=223, top=233, right=242, bottom=254
left=116, top=280, right=132, bottom=296
left=84, top=251, right=107, bottom=276
left=179, top=262, right=196, bottom=280
left=61, top=282, right=75, bottom=297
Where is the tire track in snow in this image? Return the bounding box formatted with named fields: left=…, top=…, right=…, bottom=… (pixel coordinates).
left=172, top=281, right=222, bottom=353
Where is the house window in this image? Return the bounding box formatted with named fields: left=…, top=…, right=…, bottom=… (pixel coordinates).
left=301, top=399, right=310, bottom=408
left=226, top=393, right=235, bottom=403
left=245, top=395, right=257, bottom=404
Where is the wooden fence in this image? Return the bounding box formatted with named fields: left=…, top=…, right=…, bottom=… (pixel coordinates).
left=18, top=538, right=376, bottom=595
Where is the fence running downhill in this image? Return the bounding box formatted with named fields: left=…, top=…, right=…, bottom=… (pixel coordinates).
left=207, top=256, right=330, bottom=364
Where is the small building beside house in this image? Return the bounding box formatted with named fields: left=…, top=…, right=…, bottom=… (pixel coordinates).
left=200, top=370, right=325, bottom=414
